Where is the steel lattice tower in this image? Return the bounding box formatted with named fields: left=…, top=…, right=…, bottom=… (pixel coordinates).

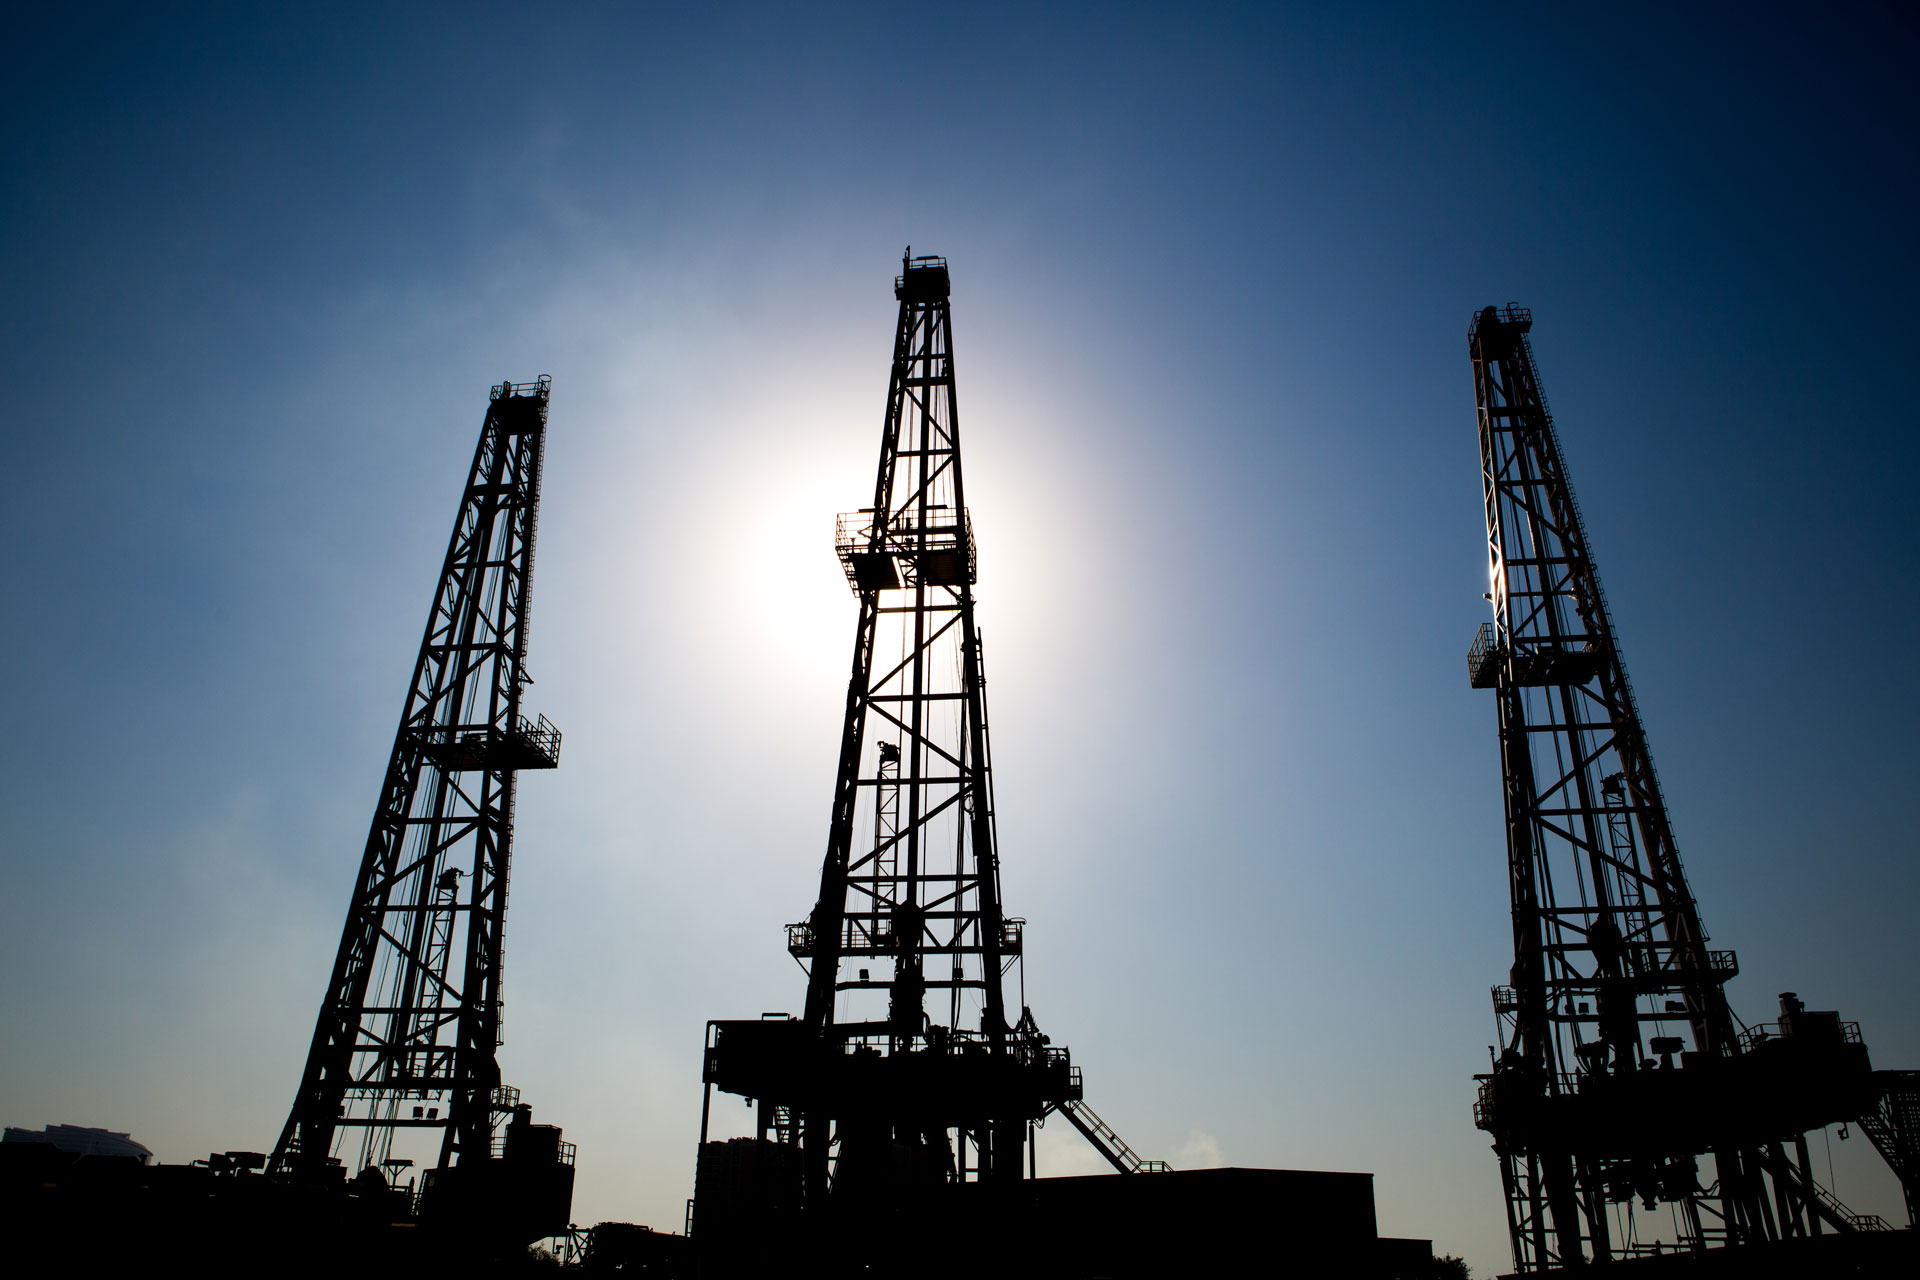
left=1465, top=307, right=1901, bottom=1270
left=698, top=254, right=1080, bottom=1232
left=271, top=377, right=567, bottom=1204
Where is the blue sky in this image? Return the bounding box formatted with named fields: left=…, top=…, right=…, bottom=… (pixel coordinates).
left=3, top=4, right=1914, bottom=1271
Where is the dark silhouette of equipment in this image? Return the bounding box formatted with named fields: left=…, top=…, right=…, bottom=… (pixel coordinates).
left=1465, top=306, right=1916, bottom=1272
left=694, top=254, right=1161, bottom=1268
left=268, top=377, right=574, bottom=1242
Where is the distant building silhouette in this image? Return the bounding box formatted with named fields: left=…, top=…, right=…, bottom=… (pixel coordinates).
left=3, top=1123, right=152, bottom=1163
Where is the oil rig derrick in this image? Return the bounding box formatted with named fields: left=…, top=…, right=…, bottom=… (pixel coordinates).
left=269, top=377, right=575, bottom=1242
left=695, top=253, right=1157, bottom=1263
left=1465, top=306, right=1917, bottom=1272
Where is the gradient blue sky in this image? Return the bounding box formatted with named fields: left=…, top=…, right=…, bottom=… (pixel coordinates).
left=3, top=4, right=1915, bottom=1271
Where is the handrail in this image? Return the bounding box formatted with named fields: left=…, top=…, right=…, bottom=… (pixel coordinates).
left=490, top=375, right=552, bottom=401
left=1739, top=1019, right=1863, bottom=1053
left=1467, top=621, right=1497, bottom=685
left=836, top=506, right=974, bottom=550
left=1469, top=303, right=1532, bottom=335
left=1055, top=1097, right=1169, bottom=1175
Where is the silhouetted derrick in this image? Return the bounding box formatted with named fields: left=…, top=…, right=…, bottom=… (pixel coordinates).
left=270, top=376, right=575, bottom=1244
left=691, top=253, right=1179, bottom=1272
left=683, top=255, right=1447, bottom=1280
left=1465, top=306, right=1917, bottom=1274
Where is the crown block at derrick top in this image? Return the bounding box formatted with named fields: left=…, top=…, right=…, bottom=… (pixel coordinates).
left=895, top=258, right=951, bottom=303
left=487, top=376, right=552, bottom=435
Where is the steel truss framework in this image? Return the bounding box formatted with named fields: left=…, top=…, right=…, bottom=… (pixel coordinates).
left=272, top=378, right=561, bottom=1183
left=1465, top=307, right=1899, bottom=1271
left=699, top=255, right=1079, bottom=1216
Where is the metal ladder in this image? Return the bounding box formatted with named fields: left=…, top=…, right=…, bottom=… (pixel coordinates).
left=1052, top=1097, right=1170, bottom=1174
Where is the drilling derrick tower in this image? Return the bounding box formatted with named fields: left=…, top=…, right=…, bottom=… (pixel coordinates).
left=696, top=254, right=1087, bottom=1260
left=1465, top=306, right=1915, bottom=1272
left=271, top=377, right=574, bottom=1241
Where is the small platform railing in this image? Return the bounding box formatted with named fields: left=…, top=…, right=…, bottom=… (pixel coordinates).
left=835, top=506, right=976, bottom=591
left=411, top=713, right=561, bottom=770
left=513, top=713, right=562, bottom=765
left=788, top=915, right=1020, bottom=959
left=1469, top=303, right=1532, bottom=335
left=1468, top=622, right=1498, bottom=687
left=490, top=374, right=552, bottom=401
left=1739, top=1017, right=1862, bottom=1053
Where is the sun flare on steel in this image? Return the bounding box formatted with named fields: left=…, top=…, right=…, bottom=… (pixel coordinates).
left=696, top=256, right=1154, bottom=1249
left=269, top=378, right=574, bottom=1237
left=1465, top=307, right=1913, bottom=1271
